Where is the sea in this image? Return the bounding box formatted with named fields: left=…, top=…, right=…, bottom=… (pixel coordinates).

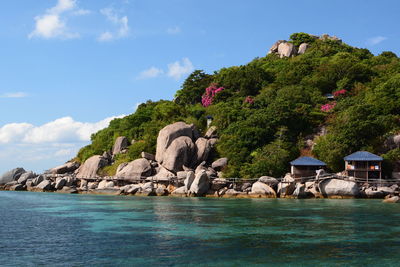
left=1, top=191, right=400, bottom=266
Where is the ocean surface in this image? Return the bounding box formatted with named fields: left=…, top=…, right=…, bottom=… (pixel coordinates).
left=1, top=191, right=400, bottom=266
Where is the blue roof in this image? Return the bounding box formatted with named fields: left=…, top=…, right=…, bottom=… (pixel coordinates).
left=290, top=156, right=327, bottom=166
left=344, top=151, right=383, bottom=161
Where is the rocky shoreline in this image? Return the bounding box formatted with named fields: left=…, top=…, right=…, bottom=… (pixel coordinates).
left=1, top=121, right=399, bottom=203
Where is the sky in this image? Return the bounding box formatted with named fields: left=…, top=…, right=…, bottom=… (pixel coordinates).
left=0, top=0, right=399, bottom=174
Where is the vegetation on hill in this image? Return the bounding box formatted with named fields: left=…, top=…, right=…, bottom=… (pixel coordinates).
left=76, top=33, right=400, bottom=178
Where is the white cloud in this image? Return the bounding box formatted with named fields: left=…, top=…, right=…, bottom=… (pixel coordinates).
left=137, top=67, right=164, bottom=79
left=366, top=36, right=387, bottom=46
left=167, top=58, right=194, bottom=80
left=167, top=26, right=181, bottom=35
left=72, top=9, right=91, bottom=16
left=0, top=115, right=124, bottom=144
left=0, top=92, right=28, bottom=98
left=29, top=0, right=82, bottom=39
left=98, top=8, right=129, bottom=42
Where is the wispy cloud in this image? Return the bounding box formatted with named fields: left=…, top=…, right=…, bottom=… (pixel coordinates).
left=137, top=67, right=164, bottom=79
left=137, top=58, right=194, bottom=81
left=166, top=26, right=181, bottom=35
left=28, top=0, right=82, bottom=39
left=167, top=58, right=194, bottom=80
left=366, top=36, right=387, bottom=46
left=0, top=92, right=28, bottom=98
left=98, top=8, right=129, bottom=42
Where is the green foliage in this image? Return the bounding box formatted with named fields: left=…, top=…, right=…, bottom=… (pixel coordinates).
left=174, top=70, right=213, bottom=105
left=290, top=32, right=316, bottom=46
left=75, top=33, right=400, bottom=178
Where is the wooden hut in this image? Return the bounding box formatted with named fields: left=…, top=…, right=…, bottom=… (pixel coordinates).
left=290, top=156, right=327, bottom=178
left=344, top=151, right=383, bottom=180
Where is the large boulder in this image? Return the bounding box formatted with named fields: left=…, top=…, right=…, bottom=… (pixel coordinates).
left=211, top=158, right=228, bottom=171
left=161, top=136, right=196, bottom=172
left=189, top=171, right=210, bottom=196
left=0, top=168, right=26, bottom=185
left=278, top=42, right=297, bottom=58
left=112, top=136, right=129, bottom=155
left=258, top=176, right=279, bottom=187
left=184, top=171, right=195, bottom=191
left=17, top=171, right=35, bottom=185
left=76, top=155, right=108, bottom=178
left=151, top=166, right=175, bottom=182
left=10, top=184, right=26, bottom=191
left=268, top=40, right=285, bottom=54
left=277, top=174, right=296, bottom=197
left=250, top=182, right=276, bottom=198
left=36, top=180, right=53, bottom=191
left=97, top=180, right=114, bottom=190
left=155, top=122, right=194, bottom=163
left=298, top=43, right=309, bottom=54
left=116, top=158, right=152, bottom=181
left=171, top=186, right=187, bottom=196
left=55, top=178, right=67, bottom=190
left=195, top=138, right=213, bottom=164
left=49, top=162, right=80, bottom=174
left=318, top=179, right=359, bottom=198
left=32, top=175, right=45, bottom=186
left=383, top=196, right=400, bottom=203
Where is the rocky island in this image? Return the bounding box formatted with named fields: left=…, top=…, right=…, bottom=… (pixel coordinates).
left=1, top=33, right=400, bottom=203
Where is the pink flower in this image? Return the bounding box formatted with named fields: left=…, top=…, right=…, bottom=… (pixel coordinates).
left=244, top=96, right=254, bottom=104
left=333, top=89, right=347, bottom=97
left=202, top=83, right=224, bottom=107
left=320, top=102, right=336, bottom=112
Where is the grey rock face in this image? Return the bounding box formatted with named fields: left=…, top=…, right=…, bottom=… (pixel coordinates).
left=10, top=184, right=26, bottom=191
left=155, top=122, right=193, bottom=163
left=250, top=182, right=276, bottom=197
left=49, top=162, right=80, bottom=174
left=112, top=136, right=129, bottom=155
left=318, top=179, right=359, bottom=197
left=211, top=158, right=228, bottom=171
left=97, top=180, right=114, bottom=190
left=298, top=43, right=309, bottom=54
left=76, top=155, right=108, bottom=178
left=195, top=138, right=212, bottom=164
left=161, top=136, right=196, bottom=172
left=171, top=186, right=187, bottom=196
left=36, top=180, right=53, bottom=191
left=32, top=175, right=45, bottom=186
left=116, top=158, right=152, bottom=180
left=268, top=40, right=285, bottom=54
left=258, top=176, right=279, bottom=187
left=0, top=168, right=26, bottom=185
left=278, top=42, right=296, bottom=58
left=141, top=152, right=155, bottom=161
left=277, top=174, right=296, bottom=197
left=189, top=171, right=210, bottom=196
left=184, top=171, right=195, bottom=191
left=17, top=172, right=35, bottom=185
left=151, top=166, right=175, bottom=181
left=55, top=178, right=67, bottom=190
left=383, top=196, right=400, bottom=203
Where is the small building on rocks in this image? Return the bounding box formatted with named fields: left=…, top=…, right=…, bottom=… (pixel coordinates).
left=344, top=151, right=383, bottom=180
left=290, top=156, right=327, bottom=178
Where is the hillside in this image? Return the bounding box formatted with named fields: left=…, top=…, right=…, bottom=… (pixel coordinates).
left=76, top=33, right=400, bottom=178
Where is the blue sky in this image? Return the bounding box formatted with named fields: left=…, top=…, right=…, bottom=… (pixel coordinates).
left=0, top=0, right=399, bottom=174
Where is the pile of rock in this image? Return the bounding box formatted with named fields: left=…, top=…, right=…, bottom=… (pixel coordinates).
left=0, top=167, right=79, bottom=194
left=268, top=34, right=342, bottom=58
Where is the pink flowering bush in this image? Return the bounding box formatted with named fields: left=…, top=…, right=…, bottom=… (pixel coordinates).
left=333, top=89, right=347, bottom=97
left=244, top=96, right=254, bottom=104
left=320, top=102, right=336, bottom=112
left=201, top=83, right=224, bottom=107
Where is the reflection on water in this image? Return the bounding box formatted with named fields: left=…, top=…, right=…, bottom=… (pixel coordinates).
left=1, top=191, right=400, bottom=266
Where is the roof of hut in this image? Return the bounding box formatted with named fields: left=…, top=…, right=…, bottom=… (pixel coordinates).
left=290, top=156, right=327, bottom=166
left=343, top=151, right=383, bottom=161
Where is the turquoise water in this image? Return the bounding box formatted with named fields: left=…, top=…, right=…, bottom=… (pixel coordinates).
left=1, top=192, right=400, bottom=266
